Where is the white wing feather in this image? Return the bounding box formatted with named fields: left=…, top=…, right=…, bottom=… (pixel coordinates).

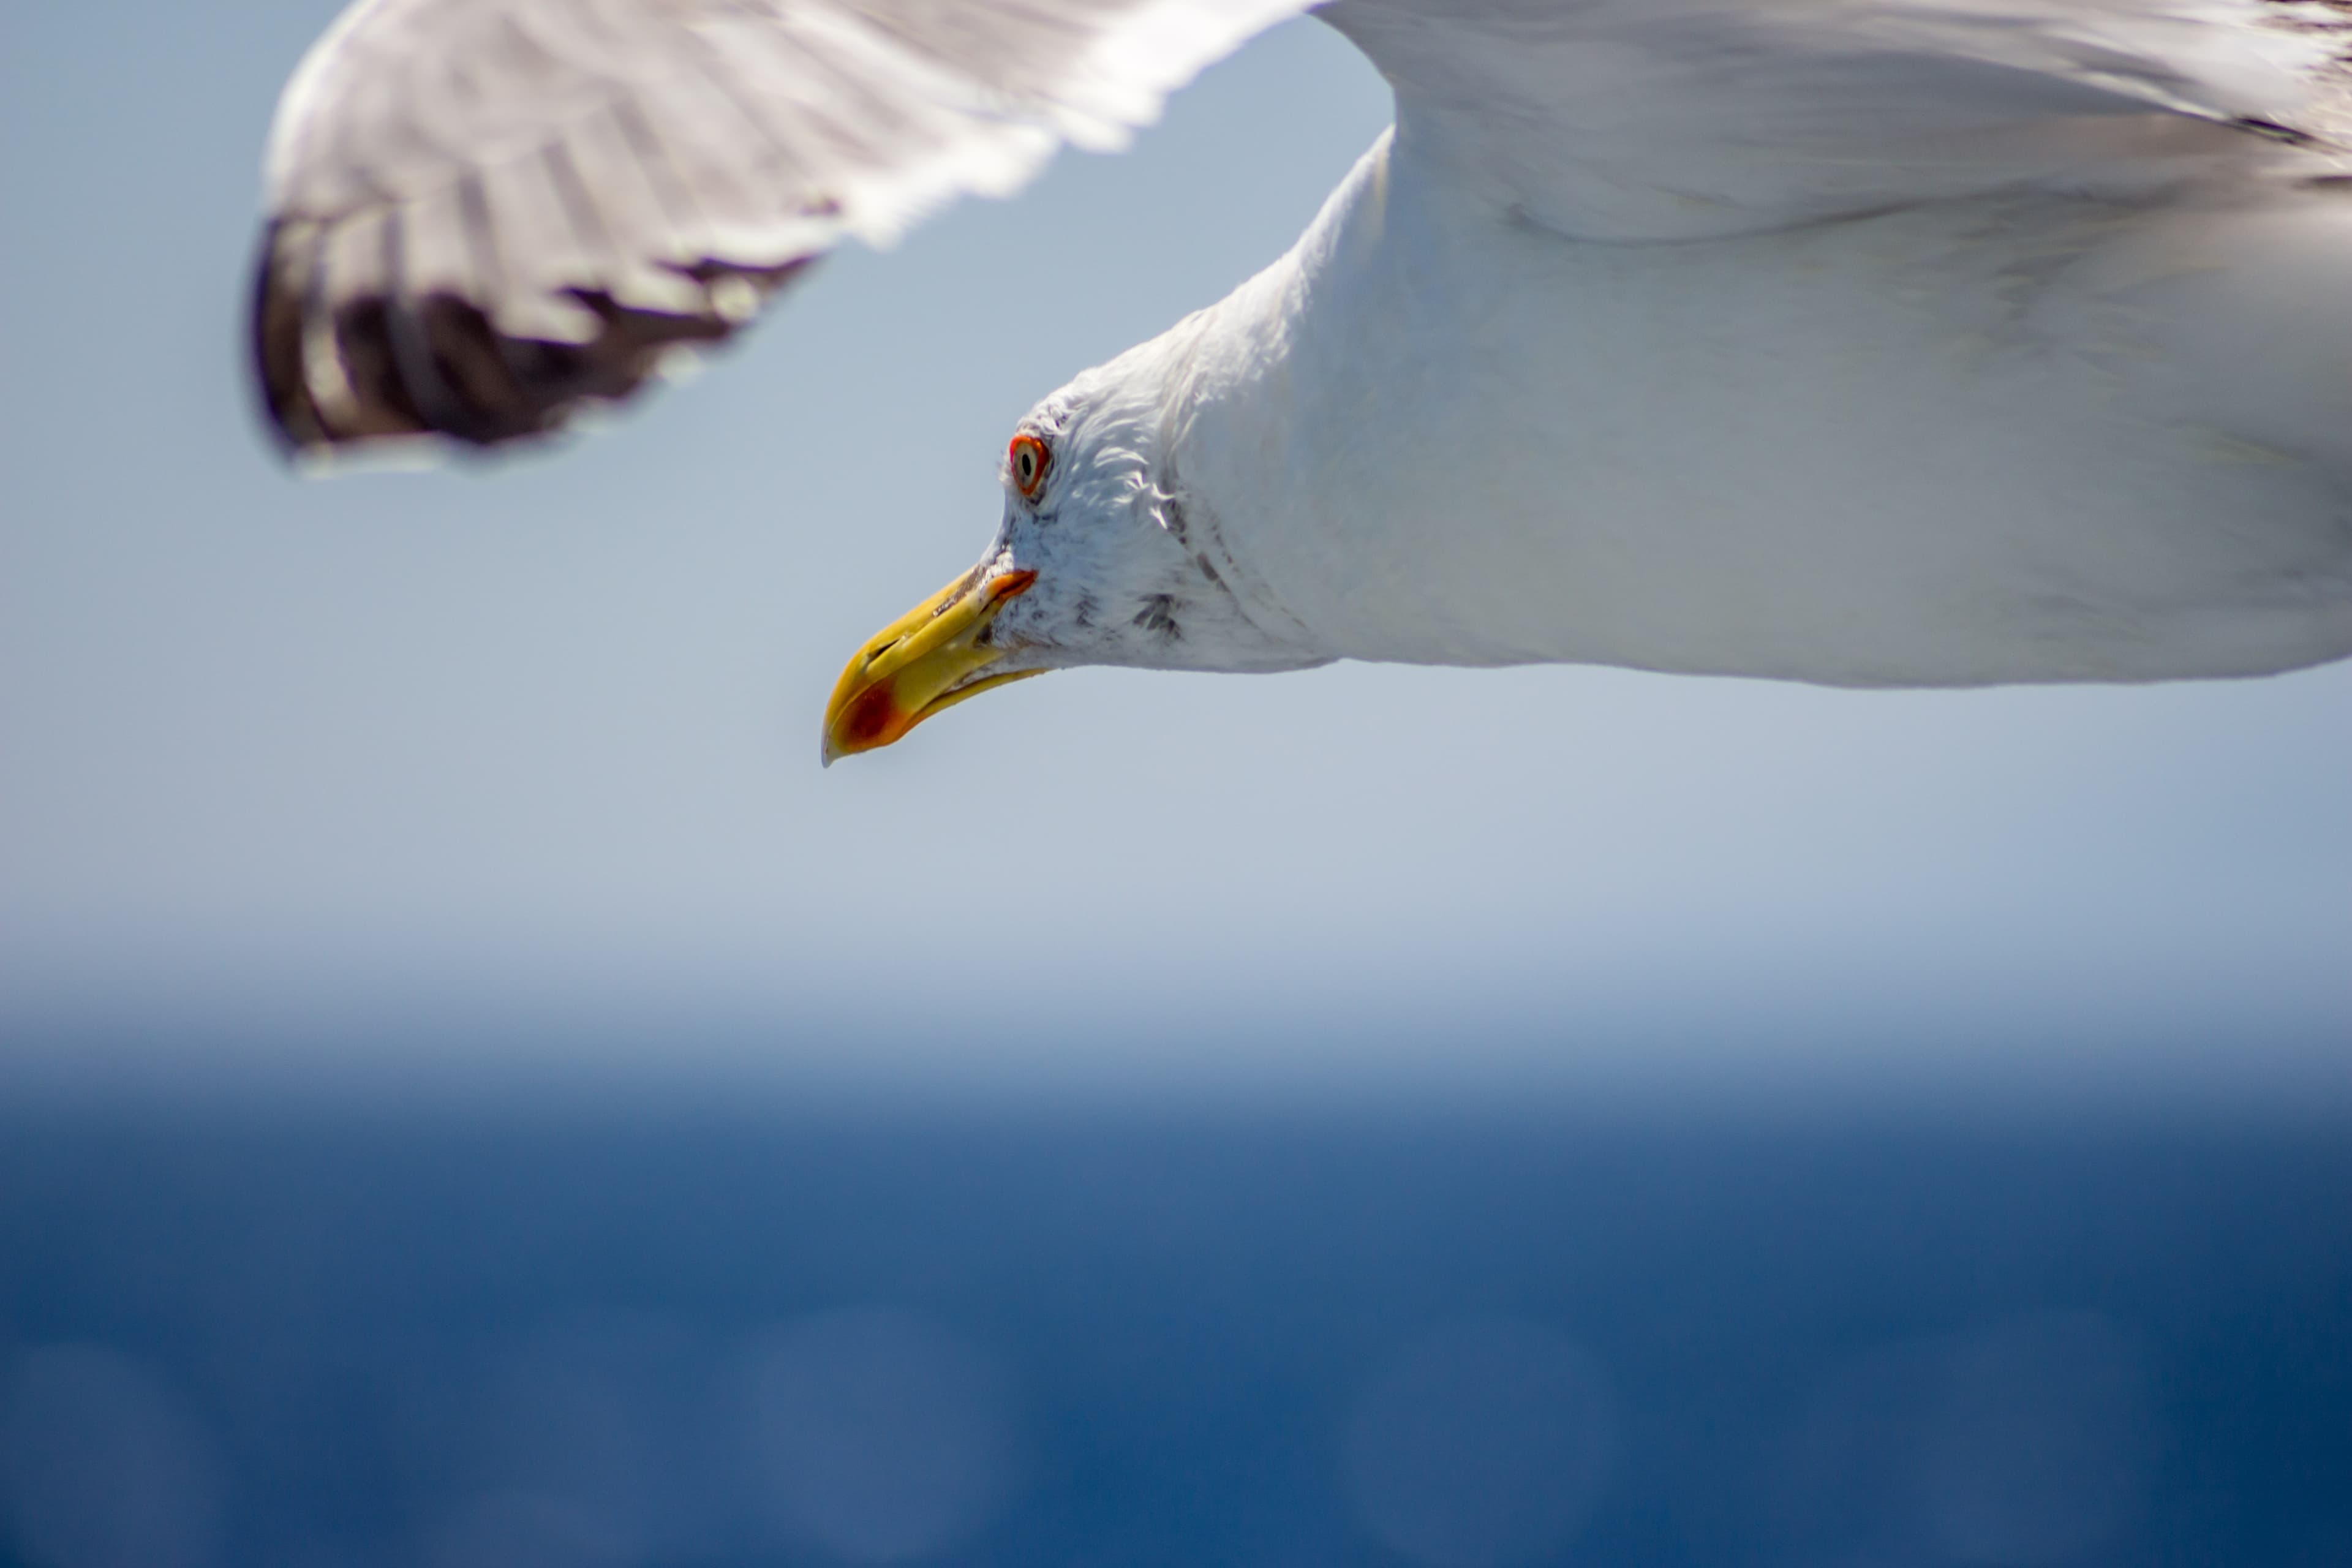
left=253, top=0, right=1312, bottom=448
left=1324, top=0, right=2352, bottom=240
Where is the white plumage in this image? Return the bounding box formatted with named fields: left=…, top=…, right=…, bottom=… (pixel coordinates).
left=251, top=0, right=2352, bottom=736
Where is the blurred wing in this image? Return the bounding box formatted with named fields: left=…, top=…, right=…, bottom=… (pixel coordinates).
left=1325, top=0, right=2352, bottom=241
left=254, top=0, right=1312, bottom=453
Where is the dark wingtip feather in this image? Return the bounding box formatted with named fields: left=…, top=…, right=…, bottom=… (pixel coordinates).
left=245, top=217, right=814, bottom=462
left=249, top=219, right=323, bottom=458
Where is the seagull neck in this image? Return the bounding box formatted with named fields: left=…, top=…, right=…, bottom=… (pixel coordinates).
left=1125, top=265, right=1344, bottom=666
left=1162, top=130, right=1433, bottom=662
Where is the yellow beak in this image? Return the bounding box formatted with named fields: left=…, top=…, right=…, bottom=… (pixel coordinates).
left=821, top=566, right=1046, bottom=764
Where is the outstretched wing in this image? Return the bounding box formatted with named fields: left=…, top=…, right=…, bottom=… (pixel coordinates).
left=253, top=0, right=1313, bottom=454
left=1323, top=0, right=2352, bottom=243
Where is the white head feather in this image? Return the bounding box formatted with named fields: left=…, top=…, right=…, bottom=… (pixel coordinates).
left=973, top=322, right=1335, bottom=677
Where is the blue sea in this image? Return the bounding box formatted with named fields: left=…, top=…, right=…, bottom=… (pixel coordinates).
left=1, top=1031, right=2348, bottom=1568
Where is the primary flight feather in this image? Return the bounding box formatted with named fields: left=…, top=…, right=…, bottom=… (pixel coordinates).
left=250, top=0, right=2352, bottom=760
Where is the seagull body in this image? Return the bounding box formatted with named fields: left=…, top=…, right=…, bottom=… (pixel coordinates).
left=1161, top=131, right=2352, bottom=686
left=249, top=0, right=2352, bottom=756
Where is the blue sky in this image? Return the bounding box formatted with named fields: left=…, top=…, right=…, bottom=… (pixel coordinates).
left=2, top=0, right=2346, bottom=1109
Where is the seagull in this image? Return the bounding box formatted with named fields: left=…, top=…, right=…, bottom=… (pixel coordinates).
left=251, top=0, right=2352, bottom=762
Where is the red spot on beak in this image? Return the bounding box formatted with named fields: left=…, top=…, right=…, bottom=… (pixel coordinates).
left=839, top=684, right=902, bottom=748
left=987, top=568, right=1039, bottom=605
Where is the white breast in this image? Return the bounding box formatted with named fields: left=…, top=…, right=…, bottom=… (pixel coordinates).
left=1175, top=130, right=2352, bottom=687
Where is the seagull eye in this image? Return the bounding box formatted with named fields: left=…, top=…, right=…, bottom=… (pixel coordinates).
left=1009, top=434, right=1050, bottom=500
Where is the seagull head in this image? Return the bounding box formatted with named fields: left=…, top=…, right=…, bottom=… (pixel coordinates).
left=821, top=349, right=1325, bottom=763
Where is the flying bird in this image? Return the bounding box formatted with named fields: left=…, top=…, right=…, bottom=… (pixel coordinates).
left=251, top=0, right=2352, bottom=761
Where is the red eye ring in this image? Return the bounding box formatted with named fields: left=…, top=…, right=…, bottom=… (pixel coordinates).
left=1008, top=434, right=1050, bottom=501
